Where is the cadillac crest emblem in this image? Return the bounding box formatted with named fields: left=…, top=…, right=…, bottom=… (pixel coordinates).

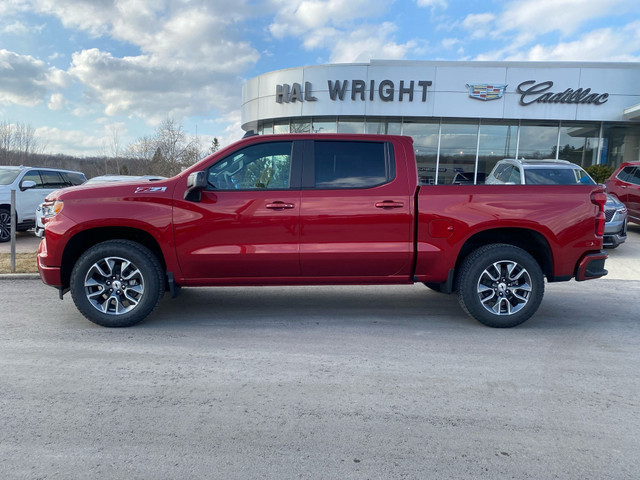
left=467, top=83, right=507, bottom=101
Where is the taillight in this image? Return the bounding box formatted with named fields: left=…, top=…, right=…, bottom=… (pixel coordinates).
left=590, top=191, right=606, bottom=236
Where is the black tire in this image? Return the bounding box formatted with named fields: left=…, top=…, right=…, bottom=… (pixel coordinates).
left=0, top=208, right=11, bottom=243
left=456, top=244, right=544, bottom=328
left=70, top=240, right=165, bottom=327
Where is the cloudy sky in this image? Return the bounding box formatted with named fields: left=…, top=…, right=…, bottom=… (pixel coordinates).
left=1, top=0, right=639, bottom=156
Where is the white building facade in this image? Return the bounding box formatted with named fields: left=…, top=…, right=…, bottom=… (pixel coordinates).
left=241, top=60, right=640, bottom=184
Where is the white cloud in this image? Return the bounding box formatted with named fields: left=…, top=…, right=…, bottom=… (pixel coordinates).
left=34, top=125, right=108, bottom=156
left=329, top=23, right=417, bottom=63
left=267, top=0, right=415, bottom=63
left=416, top=0, right=447, bottom=8
left=0, top=49, right=68, bottom=106
left=497, top=0, right=632, bottom=39
left=474, top=20, right=640, bottom=62
left=47, top=93, right=65, bottom=110
left=269, top=0, right=390, bottom=38
left=18, top=1, right=260, bottom=126
left=515, top=23, right=640, bottom=61
left=2, top=21, right=44, bottom=35
left=68, top=48, right=253, bottom=124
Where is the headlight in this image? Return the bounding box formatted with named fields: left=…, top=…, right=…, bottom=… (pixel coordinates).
left=42, top=200, right=64, bottom=222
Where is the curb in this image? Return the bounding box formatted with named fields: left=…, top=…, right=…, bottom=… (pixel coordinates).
left=0, top=273, right=41, bottom=280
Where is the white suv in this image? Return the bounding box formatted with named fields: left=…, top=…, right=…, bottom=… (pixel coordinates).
left=0, top=166, right=86, bottom=242
left=486, top=159, right=627, bottom=248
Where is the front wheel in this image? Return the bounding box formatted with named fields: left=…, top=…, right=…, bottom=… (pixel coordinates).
left=70, top=240, right=165, bottom=327
left=456, top=244, right=544, bottom=328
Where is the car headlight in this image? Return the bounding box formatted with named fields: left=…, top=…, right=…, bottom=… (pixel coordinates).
left=42, top=200, right=64, bottom=221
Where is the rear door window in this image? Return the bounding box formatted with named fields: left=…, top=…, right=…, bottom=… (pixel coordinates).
left=40, top=170, right=68, bottom=189
left=312, top=141, right=392, bottom=189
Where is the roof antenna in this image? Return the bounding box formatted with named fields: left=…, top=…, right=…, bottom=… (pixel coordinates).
left=243, top=130, right=256, bottom=138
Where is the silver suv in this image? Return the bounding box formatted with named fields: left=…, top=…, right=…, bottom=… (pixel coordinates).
left=486, top=159, right=627, bottom=248
left=0, top=166, right=86, bottom=242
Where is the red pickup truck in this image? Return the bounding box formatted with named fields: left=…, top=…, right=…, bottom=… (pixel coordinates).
left=37, top=134, right=608, bottom=328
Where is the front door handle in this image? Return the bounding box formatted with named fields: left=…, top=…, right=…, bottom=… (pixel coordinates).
left=375, top=201, right=404, bottom=209
left=266, top=202, right=295, bottom=210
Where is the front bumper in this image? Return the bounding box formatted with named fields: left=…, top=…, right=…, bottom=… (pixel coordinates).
left=603, top=218, right=627, bottom=248
left=37, top=238, right=62, bottom=287
left=575, top=250, right=608, bottom=281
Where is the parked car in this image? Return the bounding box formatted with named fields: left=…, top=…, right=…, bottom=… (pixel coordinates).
left=486, top=159, right=627, bottom=248
left=35, top=174, right=166, bottom=237
left=605, top=161, right=640, bottom=225
left=0, top=166, right=86, bottom=242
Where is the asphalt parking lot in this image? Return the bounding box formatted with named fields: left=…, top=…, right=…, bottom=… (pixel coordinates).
left=1, top=226, right=639, bottom=479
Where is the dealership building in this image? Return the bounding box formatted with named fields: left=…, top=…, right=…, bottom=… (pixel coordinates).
left=241, top=60, right=640, bottom=184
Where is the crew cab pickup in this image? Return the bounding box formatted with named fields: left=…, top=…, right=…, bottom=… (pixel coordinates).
left=37, top=134, right=608, bottom=328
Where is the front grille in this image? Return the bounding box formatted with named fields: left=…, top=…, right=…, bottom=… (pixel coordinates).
left=605, top=208, right=615, bottom=222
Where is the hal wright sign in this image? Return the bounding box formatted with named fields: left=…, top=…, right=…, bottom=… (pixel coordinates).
left=275, top=79, right=609, bottom=107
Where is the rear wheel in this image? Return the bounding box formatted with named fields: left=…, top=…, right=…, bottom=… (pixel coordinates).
left=456, top=244, right=544, bottom=328
left=0, top=208, right=11, bottom=243
left=70, top=240, right=165, bottom=327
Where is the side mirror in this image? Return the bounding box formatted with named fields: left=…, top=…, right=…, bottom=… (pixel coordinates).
left=184, top=171, right=208, bottom=201
left=20, top=180, right=37, bottom=191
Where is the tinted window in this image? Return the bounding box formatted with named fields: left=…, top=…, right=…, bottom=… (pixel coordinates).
left=61, top=171, right=87, bottom=186
left=208, top=141, right=292, bottom=190
left=524, top=168, right=595, bottom=185
left=314, top=141, right=391, bottom=189
left=508, top=167, right=521, bottom=184
left=632, top=167, right=640, bottom=185
left=40, top=171, right=68, bottom=189
left=21, top=171, right=43, bottom=188
left=616, top=167, right=634, bottom=182
left=496, top=165, right=513, bottom=183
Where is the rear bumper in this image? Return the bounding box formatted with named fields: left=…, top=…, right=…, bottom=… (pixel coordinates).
left=575, top=251, right=608, bottom=281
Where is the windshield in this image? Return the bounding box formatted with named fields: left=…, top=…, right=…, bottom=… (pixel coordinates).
left=0, top=169, right=21, bottom=185
left=524, top=167, right=596, bottom=185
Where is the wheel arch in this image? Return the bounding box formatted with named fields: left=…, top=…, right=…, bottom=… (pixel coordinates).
left=455, top=228, right=553, bottom=281
left=61, top=227, right=166, bottom=290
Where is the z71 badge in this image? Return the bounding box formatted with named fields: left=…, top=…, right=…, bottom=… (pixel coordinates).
left=135, top=186, right=167, bottom=193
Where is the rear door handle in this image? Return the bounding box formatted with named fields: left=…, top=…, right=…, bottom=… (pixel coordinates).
left=266, top=202, right=295, bottom=209
left=375, top=201, right=404, bottom=209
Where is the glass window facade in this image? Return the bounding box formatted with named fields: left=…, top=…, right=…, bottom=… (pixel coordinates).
left=257, top=117, right=640, bottom=184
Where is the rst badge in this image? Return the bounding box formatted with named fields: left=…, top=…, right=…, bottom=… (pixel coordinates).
left=467, top=83, right=507, bottom=101
left=135, top=186, right=167, bottom=193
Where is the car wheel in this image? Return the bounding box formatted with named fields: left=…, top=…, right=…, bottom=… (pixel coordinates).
left=0, top=208, right=11, bottom=243
left=456, top=244, right=544, bottom=328
left=70, top=240, right=165, bottom=327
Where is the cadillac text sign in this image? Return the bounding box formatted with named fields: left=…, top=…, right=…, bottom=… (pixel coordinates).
left=516, top=80, right=609, bottom=106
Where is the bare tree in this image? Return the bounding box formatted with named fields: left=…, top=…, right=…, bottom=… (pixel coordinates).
left=0, top=120, right=45, bottom=165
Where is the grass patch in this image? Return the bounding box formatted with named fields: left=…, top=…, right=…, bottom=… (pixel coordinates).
left=0, top=253, right=39, bottom=274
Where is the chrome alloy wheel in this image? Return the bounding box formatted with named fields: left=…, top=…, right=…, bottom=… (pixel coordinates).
left=84, top=256, right=145, bottom=315
left=476, top=260, right=532, bottom=316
